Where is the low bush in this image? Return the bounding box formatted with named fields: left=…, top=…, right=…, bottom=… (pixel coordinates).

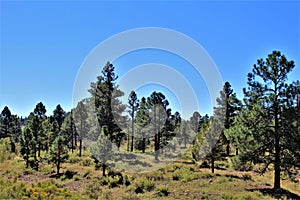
left=83, top=170, right=91, bottom=179
left=85, top=181, right=102, bottom=199
left=133, top=177, right=156, bottom=194
left=80, top=158, right=92, bottom=166
left=123, top=175, right=131, bottom=186
left=143, top=178, right=155, bottom=192
left=172, top=173, right=180, bottom=181
left=242, top=173, right=252, bottom=181
left=231, top=156, right=253, bottom=171
left=156, top=186, right=169, bottom=196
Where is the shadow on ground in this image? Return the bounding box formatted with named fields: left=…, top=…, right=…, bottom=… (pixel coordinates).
left=247, top=187, right=300, bottom=199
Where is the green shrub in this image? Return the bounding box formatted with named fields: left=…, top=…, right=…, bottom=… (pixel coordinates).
left=133, top=177, right=155, bottom=193
left=99, top=176, right=109, bottom=186
left=133, top=178, right=145, bottom=194
left=124, top=175, right=131, bottom=186
left=217, top=161, right=230, bottom=168
left=189, top=166, right=195, bottom=172
left=173, top=164, right=182, bottom=171
left=65, top=170, right=77, bottom=179
left=0, top=138, right=15, bottom=162
left=143, top=178, right=155, bottom=192
left=134, top=178, right=155, bottom=193
left=172, top=173, right=180, bottom=181
left=156, top=186, right=169, bottom=196
left=203, top=172, right=215, bottom=179
left=80, top=158, right=92, bottom=166
left=40, top=165, right=55, bottom=175
left=216, top=177, right=227, bottom=184
left=108, top=176, right=119, bottom=188
left=231, top=156, right=253, bottom=171
left=85, top=182, right=102, bottom=199
left=242, top=173, right=252, bottom=181
left=83, top=170, right=91, bottom=179
left=68, top=153, right=82, bottom=164
left=222, top=193, right=235, bottom=199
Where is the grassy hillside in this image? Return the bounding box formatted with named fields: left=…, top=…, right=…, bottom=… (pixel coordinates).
left=0, top=147, right=299, bottom=200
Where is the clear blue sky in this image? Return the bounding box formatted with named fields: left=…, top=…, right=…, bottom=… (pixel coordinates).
left=1, top=1, right=299, bottom=118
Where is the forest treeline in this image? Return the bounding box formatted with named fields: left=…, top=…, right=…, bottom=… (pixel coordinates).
left=0, top=50, right=299, bottom=190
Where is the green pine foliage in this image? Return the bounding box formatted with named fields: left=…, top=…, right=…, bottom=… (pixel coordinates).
left=48, top=135, right=69, bottom=174
left=91, top=126, right=113, bottom=176
left=227, top=51, right=299, bottom=189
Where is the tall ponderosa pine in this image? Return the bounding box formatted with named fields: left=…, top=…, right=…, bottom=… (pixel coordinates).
left=128, top=91, right=139, bottom=152
left=147, top=91, right=169, bottom=160
left=20, top=126, right=36, bottom=168
left=89, top=62, right=125, bottom=145
left=74, top=102, right=88, bottom=157
left=21, top=112, right=39, bottom=170
left=41, top=117, right=59, bottom=152
left=53, top=104, right=66, bottom=131
left=189, top=111, right=202, bottom=134
left=0, top=106, right=21, bottom=152
left=218, top=82, right=241, bottom=155
left=29, top=112, right=40, bottom=169
left=48, top=136, right=69, bottom=175
left=33, top=102, right=47, bottom=157
left=135, top=97, right=150, bottom=153
left=60, top=112, right=77, bottom=152
left=160, top=107, right=176, bottom=153
left=228, top=51, right=297, bottom=189
left=91, top=126, right=112, bottom=176
left=203, top=86, right=230, bottom=173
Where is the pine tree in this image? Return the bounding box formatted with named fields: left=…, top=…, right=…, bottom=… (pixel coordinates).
left=9, top=115, right=22, bottom=152
left=228, top=51, right=297, bottom=189
left=74, top=102, right=88, bottom=157
left=33, top=102, right=47, bottom=157
left=217, top=82, right=241, bottom=156
left=135, top=97, right=150, bottom=153
left=26, top=112, right=40, bottom=170
left=0, top=106, right=12, bottom=139
left=0, top=107, right=21, bottom=153
left=53, top=104, right=66, bottom=131
left=60, top=112, right=77, bottom=152
left=48, top=136, right=69, bottom=175
left=19, top=126, right=35, bottom=168
left=127, top=91, right=139, bottom=152
left=147, top=91, right=169, bottom=160
left=189, top=111, right=201, bottom=134
left=91, top=126, right=113, bottom=176
left=89, top=62, right=126, bottom=146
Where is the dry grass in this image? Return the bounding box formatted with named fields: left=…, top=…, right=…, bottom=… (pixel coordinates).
left=0, top=149, right=299, bottom=199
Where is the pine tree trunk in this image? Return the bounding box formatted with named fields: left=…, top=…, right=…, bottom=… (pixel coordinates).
left=274, top=118, right=281, bottom=189
left=274, top=137, right=281, bottom=190
left=236, top=148, right=239, bottom=155
left=79, top=139, right=82, bottom=157
left=38, top=144, right=41, bottom=157
left=274, top=85, right=281, bottom=190
left=226, top=143, right=230, bottom=156
left=25, top=154, right=29, bottom=168
left=131, top=135, right=134, bottom=152
left=102, top=164, right=106, bottom=176
left=131, top=117, right=134, bottom=152
left=74, top=134, right=77, bottom=148
left=57, top=164, right=59, bottom=175
left=71, top=132, right=74, bottom=153
left=211, top=156, right=215, bottom=173
left=154, top=134, right=158, bottom=160
left=142, top=138, right=145, bottom=153
left=127, top=134, right=130, bottom=152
